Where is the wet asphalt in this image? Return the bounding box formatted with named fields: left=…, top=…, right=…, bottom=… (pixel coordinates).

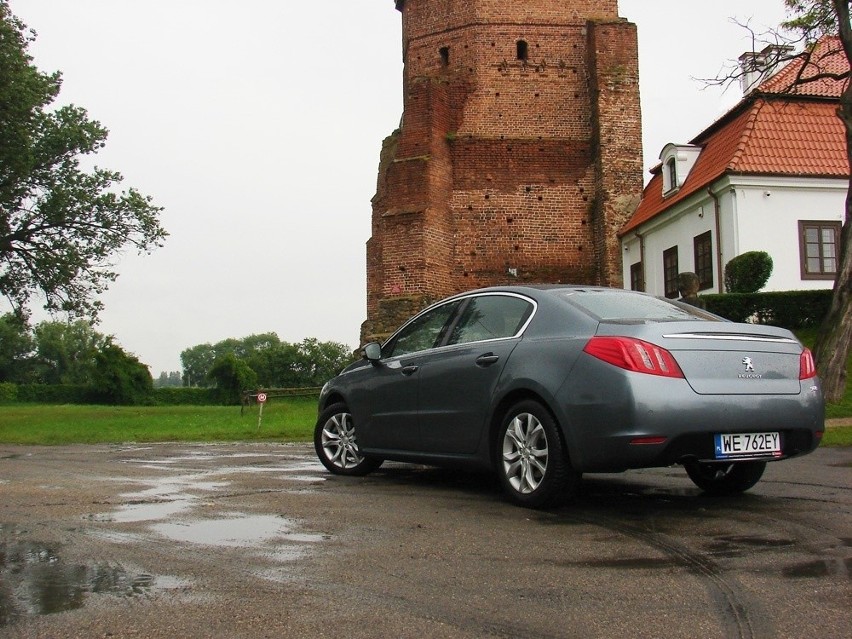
left=0, top=442, right=849, bottom=639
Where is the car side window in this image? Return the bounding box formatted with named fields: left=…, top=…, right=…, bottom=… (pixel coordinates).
left=384, top=301, right=459, bottom=358
left=447, top=295, right=533, bottom=346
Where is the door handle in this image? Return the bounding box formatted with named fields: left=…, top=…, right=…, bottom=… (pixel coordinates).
left=476, top=354, right=500, bottom=367
left=401, top=365, right=419, bottom=376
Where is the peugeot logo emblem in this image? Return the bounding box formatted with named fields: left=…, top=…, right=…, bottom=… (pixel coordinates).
left=742, top=357, right=755, bottom=372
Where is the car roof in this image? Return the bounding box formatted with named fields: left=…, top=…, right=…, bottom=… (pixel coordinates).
left=448, top=284, right=632, bottom=298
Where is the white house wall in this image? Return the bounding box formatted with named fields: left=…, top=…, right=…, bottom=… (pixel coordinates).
left=621, top=175, right=845, bottom=296
left=622, top=187, right=731, bottom=296
left=727, top=177, right=844, bottom=292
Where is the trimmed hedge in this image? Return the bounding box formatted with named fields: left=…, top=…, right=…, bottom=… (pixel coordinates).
left=150, top=387, right=218, bottom=405
left=703, top=290, right=832, bottom=328
left=0, top=384, right=218, bottom=406
left=14, top=384, right=92, bottom=404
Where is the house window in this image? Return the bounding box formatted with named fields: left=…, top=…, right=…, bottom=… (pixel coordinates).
left=439, top=47, right=450, bottom=67
left=630, top=262, right=643, bottom=292
left=516, top=40, right=528, bottom=61
left=663, top=246, right=679, bottom=298
left=800, top=221, right=841, bottom=279
left=693, top=231, right=713, bottom=290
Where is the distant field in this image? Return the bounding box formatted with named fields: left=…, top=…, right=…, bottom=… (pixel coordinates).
left=0, top=399, right=317, bottom=445
left=0, top=399, right=848, bottom=447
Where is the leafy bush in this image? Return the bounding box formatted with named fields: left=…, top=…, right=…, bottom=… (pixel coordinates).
left=724, top=251, right=773, bottom=293
left=0, top=382, right=17, bottom=403
left=4, top=384, right=222, bottom=406
left=208, top=353, right=258, bottom=405
left=87, top=344, right=153, bottom=405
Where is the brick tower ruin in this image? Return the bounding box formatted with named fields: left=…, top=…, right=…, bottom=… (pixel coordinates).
left=363, top=0, right=643, bottom=342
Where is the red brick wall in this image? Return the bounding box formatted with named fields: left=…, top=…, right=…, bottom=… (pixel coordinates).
left=364, top=0, right=642, bottom=342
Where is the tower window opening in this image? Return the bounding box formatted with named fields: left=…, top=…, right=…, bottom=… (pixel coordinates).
left=440, top=47, right=450, bottom=67
left=516, top=40, right=529, bottom=61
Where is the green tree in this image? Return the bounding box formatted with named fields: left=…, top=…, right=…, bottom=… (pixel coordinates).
left=89, top=344, right=152, bottom=405
left=180, top=334, right=354, bottom=388
left=780, top=1, right=852, bottom=402
left=294, top=338, right=354, bottom=386
left=32, top=319, right=108, bottom=384
left=0, top=312, right=33, bottom=382
left=154, top=370, right=182, bottom=388
left=263, top=341, right=302, bottom=387
left=180, top=343, right=217, bottom=387
left=0, top=2, right=166, bottom=319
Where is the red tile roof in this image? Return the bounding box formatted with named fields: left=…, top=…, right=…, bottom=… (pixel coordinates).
left=760, top=36, right=848, bottom=97
left=620, top=36, right=850, bottom=237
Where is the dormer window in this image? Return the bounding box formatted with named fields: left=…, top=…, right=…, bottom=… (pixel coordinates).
left=660, top=143, right=702, bottom=196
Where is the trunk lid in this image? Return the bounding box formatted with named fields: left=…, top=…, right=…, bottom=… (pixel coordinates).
left=595, top=321, right=805, bottom=395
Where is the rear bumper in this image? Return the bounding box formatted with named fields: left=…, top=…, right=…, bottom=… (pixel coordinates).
left=557, top=369, right=824, bottom=473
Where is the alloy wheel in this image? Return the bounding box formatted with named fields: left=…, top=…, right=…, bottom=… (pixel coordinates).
left=321, top=411, right=364, bottom=470
left=502, top=412, right=549, bottom=494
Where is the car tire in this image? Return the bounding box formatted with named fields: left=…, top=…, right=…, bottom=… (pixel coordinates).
left=684, top=460, right=766, bottom=495
left=314, top=403, right=382, bottom=476
left=496, top=400, right=580, bottom=509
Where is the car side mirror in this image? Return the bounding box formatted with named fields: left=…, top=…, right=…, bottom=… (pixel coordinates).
left=362, top=342, right=382, bottom=363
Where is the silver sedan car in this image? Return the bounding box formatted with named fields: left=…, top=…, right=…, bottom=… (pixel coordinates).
left=314, top=286, right=824, bottom=508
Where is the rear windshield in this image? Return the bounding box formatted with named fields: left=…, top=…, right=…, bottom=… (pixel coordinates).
left=557, top=290, right=722, bottom=323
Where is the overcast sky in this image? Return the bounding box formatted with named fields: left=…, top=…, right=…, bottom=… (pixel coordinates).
left=7, top=0, right=790, bottom=374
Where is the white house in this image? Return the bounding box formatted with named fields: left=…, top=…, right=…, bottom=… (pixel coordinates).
left=620, top=38, right=849, bottom=297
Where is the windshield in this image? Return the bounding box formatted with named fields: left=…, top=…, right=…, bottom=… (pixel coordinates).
left=557, top=290, right=722, bottom=323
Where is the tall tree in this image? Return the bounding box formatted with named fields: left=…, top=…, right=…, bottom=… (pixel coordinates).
left=780, top=1, right=852, bottom=402
left=180, top=343, right=217, bottom=387
left=0, top=1, right=166, bottom=319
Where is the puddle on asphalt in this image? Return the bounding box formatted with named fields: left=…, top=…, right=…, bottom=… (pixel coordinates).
left=0, top=525, right=189, bottom=627
left=150, top=513, right=324, bottom=549
left=110, top=499, right=195, bottom=523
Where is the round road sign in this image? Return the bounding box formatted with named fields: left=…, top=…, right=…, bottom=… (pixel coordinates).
left=257, top=393, right=267, bottom=403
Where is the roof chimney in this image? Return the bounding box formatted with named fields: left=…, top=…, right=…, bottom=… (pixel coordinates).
left=739, top=44, right=795, bottom=95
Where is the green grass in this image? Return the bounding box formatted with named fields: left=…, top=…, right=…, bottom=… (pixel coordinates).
left=0, top=399, right=317, bottom=445
left=2, top=351, right=851, bottom=448
left=822, top=426, right=852, bottom=447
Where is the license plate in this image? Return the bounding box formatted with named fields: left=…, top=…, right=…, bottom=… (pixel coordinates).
left=714, top=432, right=781, bottom=459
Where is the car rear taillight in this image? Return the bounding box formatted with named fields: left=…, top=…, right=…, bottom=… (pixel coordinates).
left=583, top=336, right=685, bottom=378
left=799, top=347, right=816, bottom=380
